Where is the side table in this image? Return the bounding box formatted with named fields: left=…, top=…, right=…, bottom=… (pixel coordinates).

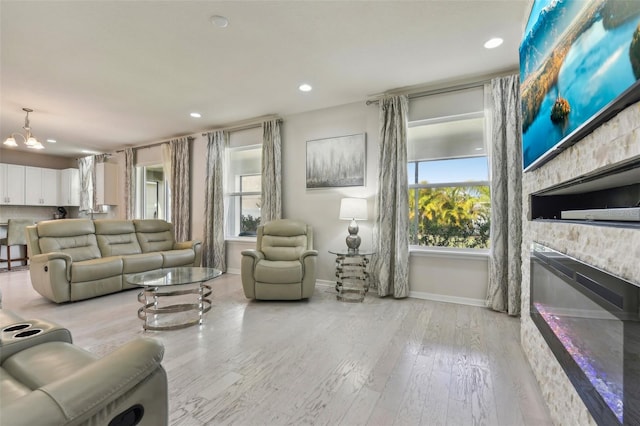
left=328, top=249, right=375, bottom=302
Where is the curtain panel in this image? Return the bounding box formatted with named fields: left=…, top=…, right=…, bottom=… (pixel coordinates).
left=168, top=137, right=191, bottom=242
left=124, top=148, right=135, bottom=220
left=77, top=156, right=94, bottom=212
left=261, top=120, right=282, bottom=223
left=371, top=95, right=410, bottom=298
left=203, top=131, right=227, bottom=271
left=486, top=75, right=523, bottom=316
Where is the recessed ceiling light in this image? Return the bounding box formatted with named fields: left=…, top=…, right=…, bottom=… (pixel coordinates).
left=210, top=15, right=229, bottom=28
left=190, top=112, right=202, bottom=118
left=299, top=83, right=312, bottom=92
left=484, top=37, right=503, bottom=49
left=47, top=139, right=56, bottom=143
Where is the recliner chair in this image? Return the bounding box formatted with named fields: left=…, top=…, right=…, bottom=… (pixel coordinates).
left=241, top=219, right=318, bottom=300
left=0, top=305, right=168, bottom=425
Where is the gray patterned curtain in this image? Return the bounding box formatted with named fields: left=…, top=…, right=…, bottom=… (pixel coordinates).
left=77, top=155, right=94, bottom=212
left=261, top=120, right=282, bottom=223
left=486, top=75, right=523, bottom=316
left=371, top=95, right=409, bottom=298
left=168, top=137, right=191, bottom=242
left=124, top=148, right=135, bottom=219
left=203, top=131, right=227, bottom=271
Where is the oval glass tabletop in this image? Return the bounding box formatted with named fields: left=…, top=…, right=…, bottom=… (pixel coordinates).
left=126, top=267, right=222, bottom=287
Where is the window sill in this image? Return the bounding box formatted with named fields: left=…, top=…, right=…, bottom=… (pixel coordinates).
left=225, top=236, right=257, bottom=243
left=409, top=246, right=489, bottom=260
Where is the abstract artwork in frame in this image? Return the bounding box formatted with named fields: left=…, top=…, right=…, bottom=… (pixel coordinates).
left=306, top=133, right=366, bottom=189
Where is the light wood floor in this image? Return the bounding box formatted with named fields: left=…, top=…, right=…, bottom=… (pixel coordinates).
left=0, top=270, right=552, bottom=426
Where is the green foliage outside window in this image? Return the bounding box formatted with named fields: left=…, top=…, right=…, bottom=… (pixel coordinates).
left=240, top=214, right=260, bottom=236
left=409, top=185, right=490, bottom=249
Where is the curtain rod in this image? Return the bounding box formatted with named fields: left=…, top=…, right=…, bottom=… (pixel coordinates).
left=115, top=136, right=194, bottom=153
left=201, top=117, right=283, bottom=137
left=365, top=80, right=487, bottom=106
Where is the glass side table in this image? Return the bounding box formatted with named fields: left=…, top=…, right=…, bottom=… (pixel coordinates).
left=328, top=249, right=375, bottom=303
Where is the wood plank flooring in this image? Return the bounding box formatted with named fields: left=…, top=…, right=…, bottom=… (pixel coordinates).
left=0, top=270, right=552, bottom=425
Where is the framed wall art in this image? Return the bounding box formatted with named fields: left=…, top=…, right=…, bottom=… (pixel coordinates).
left=306, top=133, right=366, bottom=189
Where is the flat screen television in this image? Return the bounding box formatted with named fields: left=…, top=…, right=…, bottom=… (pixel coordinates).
left=520, top=0, right=640, bottom=172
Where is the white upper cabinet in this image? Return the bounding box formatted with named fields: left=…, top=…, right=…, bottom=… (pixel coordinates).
left=0, top=163, right=26, bottom=205
left=58, top=168, right=80, bottom=206
left=25, top=166, right=59, bottom=206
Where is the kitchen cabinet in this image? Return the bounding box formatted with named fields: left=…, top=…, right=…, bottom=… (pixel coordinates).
left=0, top=163, right=25, bottom=205
left=25, top=166, right=58, bottom=206
left=96, top=162, right=119, bottom=205
left=58, top=168, right=80, bottom=206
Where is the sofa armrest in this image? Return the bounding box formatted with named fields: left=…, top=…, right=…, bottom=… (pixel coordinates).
left=29, top=253, right=73, bottom=303
left=2, top=337, right=166, bottom=426
left=300, top=249, right=318, bottom=261
left=241, top=249, right=265, bottom=261
left=31, top=252, right=73, bottom=280
left=45, top=337, right=165, bottom=422
left=173, top=240, right=202, bottom=266
left=240, top=250, right=264, bottom=299
left=173, top=239, right=200, bottom=250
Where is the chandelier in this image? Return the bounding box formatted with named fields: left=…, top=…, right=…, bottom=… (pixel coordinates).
left=3, top=108, right=45, bottom=150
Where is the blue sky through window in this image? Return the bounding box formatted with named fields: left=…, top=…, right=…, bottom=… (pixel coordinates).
left=408, top=157, right=488, bottom=185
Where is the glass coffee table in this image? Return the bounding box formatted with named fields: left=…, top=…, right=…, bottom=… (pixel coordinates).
left=126, top=267, right=222, bottom=331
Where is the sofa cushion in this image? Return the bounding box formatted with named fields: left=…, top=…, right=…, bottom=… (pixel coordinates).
left=255, top=260, right=302, bottom=284
left=95, top=220, right=142, bottom=257
left=161, top=249, right=195, bottom=268
left=134, top=220, right=175, bottom=253
left=71, top=257, right=123, bottom=283
left=36, top=219, right=95, bottom=238
left=122, top=253, right=164, bottom=274
left=39, top=234, right=102, bottom=262
left=261, top=235, right=307, bottom=261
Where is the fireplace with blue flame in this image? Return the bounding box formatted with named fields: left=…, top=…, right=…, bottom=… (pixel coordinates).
left=530, top=243, right=640, bottom=425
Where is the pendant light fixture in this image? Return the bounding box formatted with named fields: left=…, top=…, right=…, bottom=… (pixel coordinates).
left=3, top=108, right=45, bottom=150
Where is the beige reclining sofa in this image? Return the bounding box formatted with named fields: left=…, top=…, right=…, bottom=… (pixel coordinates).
left=0, top=306, right=168, bottom=426
left=26, top=218, right=202, bottom=303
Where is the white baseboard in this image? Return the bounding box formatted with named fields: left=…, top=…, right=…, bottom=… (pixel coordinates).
left=318, top=279, right=485, bottom=307
left=315, top=279, right=335, bottom=288
left=409, top=290, right=486, bottom=307
left=227, top=268, right=240, bottom=275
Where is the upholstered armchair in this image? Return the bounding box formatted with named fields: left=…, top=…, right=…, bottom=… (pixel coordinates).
left=241, top=219, right=318, bottom=300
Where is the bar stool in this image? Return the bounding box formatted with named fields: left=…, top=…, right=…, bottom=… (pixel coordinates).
left=0, top=219, right=33, bottom=270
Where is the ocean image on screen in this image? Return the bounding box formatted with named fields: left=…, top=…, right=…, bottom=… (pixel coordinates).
left=520, top=0, right=640, bottom=170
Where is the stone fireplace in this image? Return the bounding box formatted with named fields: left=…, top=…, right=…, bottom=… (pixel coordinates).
left=521, top=100, right=640, bottom=425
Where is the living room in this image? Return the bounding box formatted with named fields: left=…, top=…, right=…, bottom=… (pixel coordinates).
left=2, top=1, right=640, bottom=425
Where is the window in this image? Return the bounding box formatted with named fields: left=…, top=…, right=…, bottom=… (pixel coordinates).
left=226, top=145, right=261, bottom=237
left=135, top=165, right=170, bottom=221
left=408, top=112, right=490, bottom=249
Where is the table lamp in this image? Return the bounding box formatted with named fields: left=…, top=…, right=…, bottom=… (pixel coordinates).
left=339, top=198, right=368, bottom=253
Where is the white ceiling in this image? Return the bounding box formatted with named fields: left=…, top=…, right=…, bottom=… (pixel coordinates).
left=0, top=0, right=530, bottom=158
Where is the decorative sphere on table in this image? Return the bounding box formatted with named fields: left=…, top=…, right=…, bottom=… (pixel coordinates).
left=345, top=218, right=361, bottom=252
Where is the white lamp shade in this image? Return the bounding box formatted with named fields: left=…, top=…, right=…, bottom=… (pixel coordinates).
left=3, top=137, right=18, bottom=147
left=339, top=198, right=368, bottom=220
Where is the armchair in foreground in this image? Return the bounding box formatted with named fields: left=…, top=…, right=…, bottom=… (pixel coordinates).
left=241, top=219, right=318, bottom=300
left=0, top=306, right=168, bottom=426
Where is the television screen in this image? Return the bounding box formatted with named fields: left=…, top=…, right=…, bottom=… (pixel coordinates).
left=520, top=0, right=640, bottom=171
